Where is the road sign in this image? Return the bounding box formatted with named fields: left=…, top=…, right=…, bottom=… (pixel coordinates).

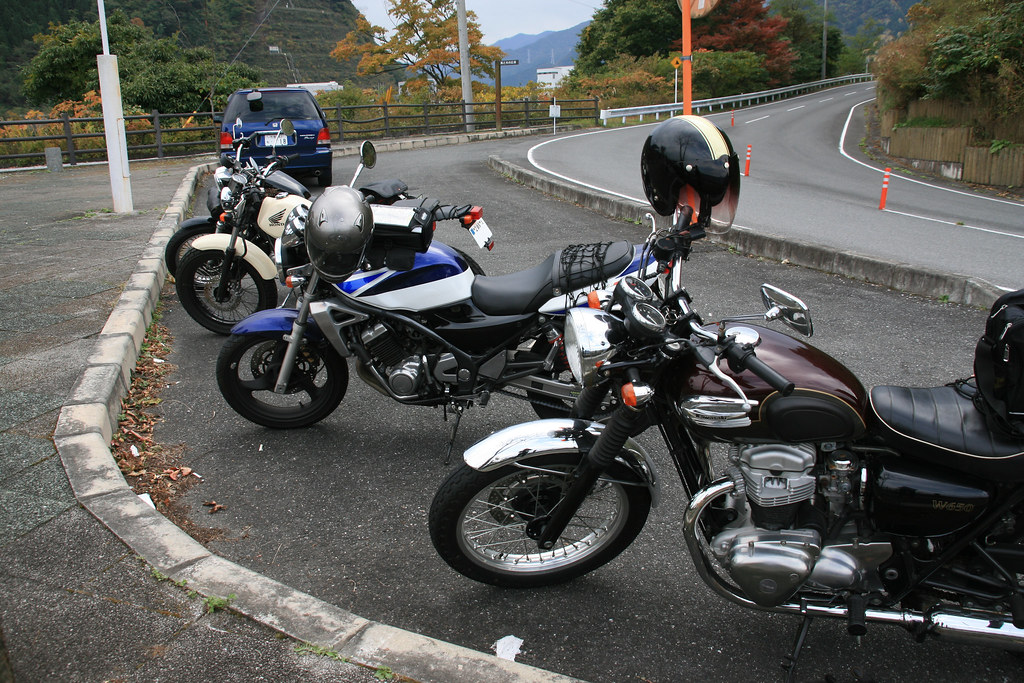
left=671, top=56, right=683, bottom=69
left=500, top=59, right=519, bottom=66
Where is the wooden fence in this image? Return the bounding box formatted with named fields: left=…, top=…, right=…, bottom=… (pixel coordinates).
left=0, top=97, right=599, bottom=169
left=879, top=97, right=1024, bottom=187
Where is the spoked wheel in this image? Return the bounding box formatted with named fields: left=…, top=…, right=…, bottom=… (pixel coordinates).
left=216, top=334, right=348, bottom=429
left=164, top=221, right=215, bottom=278
left=175, top=248, right=278, bottom=335
left=429, top=454, right=651, bottom=588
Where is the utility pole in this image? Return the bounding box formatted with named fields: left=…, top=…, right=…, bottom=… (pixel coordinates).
left=96, top=0, right=133, bottom=212
left=821, top=0, right=829, bottom=80
left=456, top=0, right=475, bottom=131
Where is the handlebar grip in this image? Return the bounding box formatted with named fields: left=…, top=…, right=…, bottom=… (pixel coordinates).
left=724, top=343, right=795, bottom=396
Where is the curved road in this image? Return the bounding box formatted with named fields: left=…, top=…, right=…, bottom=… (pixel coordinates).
left=527, top=82, right=1023, bottom=291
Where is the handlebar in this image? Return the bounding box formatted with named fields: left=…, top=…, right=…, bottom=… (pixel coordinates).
left=721, top=341, right=795, bottom=396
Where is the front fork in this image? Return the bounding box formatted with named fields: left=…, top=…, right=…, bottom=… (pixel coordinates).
left=273, top=271, right=320, bottom=393
left=214, top=225, right=241, bottom=302
left=532, top=372, right=649, bottom=549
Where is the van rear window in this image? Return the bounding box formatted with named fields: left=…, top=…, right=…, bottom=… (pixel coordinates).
left=224, top=91, right=321, bottom=124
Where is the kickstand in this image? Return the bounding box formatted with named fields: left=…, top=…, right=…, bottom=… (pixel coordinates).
left=782, top=615, right=813, bottom=683
left=443, top=403, right=464, bottom=466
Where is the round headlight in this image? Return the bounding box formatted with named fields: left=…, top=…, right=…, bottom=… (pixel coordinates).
left=281, top=204, right=308, bottom=248
left=214, top=165, right=233, bottom=188
left=564, top=307, right=620, bottom=386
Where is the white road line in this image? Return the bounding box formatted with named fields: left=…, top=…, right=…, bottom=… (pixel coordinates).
left=883, top=208, right=1024, bottom=240
left=819, top=97, right=834, bottom=102
left=746, top=115, right=770, bottom=123
left=787, top=106, right=806, bottom=111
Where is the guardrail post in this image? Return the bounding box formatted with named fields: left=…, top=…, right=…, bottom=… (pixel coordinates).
left=383, top=103, right=391, bottom=137
left=423, top=103, right=430, bottom=135
left=593, top=97, right=599, bottom=125
left=524, top=99, right=531, bottom=128
left=62, top=114, right=77, bottom=165
left=152, top=110, right=164, bottom=158
left=336, top=108, right=344, bottom=141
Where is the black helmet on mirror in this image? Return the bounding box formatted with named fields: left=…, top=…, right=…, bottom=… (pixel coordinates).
left=305, top=186, right=373, bottom=282
left=640, top=115, right=740, bottom=234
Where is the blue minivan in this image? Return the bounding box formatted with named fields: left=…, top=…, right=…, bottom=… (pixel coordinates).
left=220, top=87, right=334, bottom=186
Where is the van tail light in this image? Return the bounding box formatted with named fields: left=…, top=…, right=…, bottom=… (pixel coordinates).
left=219, top=132, right=233, bottom=150
left=316, top=127, right=331, bottom=146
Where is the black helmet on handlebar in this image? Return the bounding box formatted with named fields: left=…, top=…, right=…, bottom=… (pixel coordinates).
left=305, top=186, right=373, bottom=282
left=640, top=115, right=739, bottom=234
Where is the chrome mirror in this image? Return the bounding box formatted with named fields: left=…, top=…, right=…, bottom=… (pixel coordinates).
left=280, top=119, right=295, bottom=137
left=761, top=284, right=812, bottom=337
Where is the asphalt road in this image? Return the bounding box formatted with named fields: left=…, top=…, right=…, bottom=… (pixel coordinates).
left=526, top=82, right=1024, bottom=292
left=153, top=137, right=1024, bottom=682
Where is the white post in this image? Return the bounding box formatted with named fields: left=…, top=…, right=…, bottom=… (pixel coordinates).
left=456, top=0, right=475, bottom=132
left=96, top=0, right=133, bottom=212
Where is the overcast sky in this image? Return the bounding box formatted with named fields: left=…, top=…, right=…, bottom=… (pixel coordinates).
left=351, top=0, right=602, bottom=44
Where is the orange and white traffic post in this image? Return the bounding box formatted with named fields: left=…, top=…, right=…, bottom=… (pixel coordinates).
left=744, top=144, right=752, bottom=177
left=879, top=168, right=892, bottom=210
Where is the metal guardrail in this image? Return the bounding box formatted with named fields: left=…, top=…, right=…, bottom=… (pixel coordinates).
left=599, top=74, right=875, bottom=124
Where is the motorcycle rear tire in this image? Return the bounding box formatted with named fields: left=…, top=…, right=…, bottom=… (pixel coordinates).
left=165, top=222, right=215, bottom=278
left=216, top=333, right=348, bottom=429
left=429, top=453, right=650, bottom=588
left=175, top=249, right=279, bottom=335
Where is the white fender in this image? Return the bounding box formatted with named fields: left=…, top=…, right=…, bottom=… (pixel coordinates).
left=189, top=233, right=278, bottom=281
left=463, top=418, right=660, bottom=506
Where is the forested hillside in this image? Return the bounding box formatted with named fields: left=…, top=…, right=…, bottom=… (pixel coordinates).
left=1, top=0, right=365, bottom=110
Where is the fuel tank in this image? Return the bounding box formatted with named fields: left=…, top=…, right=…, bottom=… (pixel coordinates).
left=337, top=242, right=474, bottom=311
left=672, top=325, right=869, bottom=443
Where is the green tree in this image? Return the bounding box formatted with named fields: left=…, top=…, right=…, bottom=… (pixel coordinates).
left=574, top=0, right=680, bottom=75
left=687, top=0, right=796, bottom=85
left=331, top=0, right=503, bottom=87
left=771, top=0, right=845, bottom=82
left=874, top=0, right=1024, bottom=114
left=22, top=10, right=261, bottom=112
left=693, top=50, right=770, bottom=96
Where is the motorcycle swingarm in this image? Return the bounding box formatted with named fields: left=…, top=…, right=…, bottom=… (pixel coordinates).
left=463, top=418, right=660, bottom=507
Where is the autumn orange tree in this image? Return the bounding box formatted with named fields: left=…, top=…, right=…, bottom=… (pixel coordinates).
left=331, top=0, right=502, bottom=89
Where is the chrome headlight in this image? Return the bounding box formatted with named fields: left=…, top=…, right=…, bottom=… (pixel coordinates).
left=281, top=204, right=308, bottom=248
left=564, top=307, right=620, bottom=386
left=214, top=165, right=233, bottom=189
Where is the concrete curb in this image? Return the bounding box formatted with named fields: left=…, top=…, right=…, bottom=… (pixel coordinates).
left=54, top=157, right=583, bottom=683
left=487, top=155, right=1006, bottom=308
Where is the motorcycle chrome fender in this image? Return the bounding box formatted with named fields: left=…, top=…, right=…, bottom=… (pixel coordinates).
left=189, top=233, right=278, bottom=281
left=464, top=418, right=660, bottom=506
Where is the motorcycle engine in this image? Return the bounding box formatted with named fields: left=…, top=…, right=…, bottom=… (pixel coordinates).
left=708, top=444, right=891, bottom=607
left=709, top=443, right=822, bottom=607
left=359, top=323, right=426, bottom=398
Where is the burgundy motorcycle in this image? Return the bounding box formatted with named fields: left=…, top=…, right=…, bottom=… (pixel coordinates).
left=429, top=207, right=1024, bottom=676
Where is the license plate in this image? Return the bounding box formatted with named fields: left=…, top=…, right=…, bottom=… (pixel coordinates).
left=262, top=134, right=292, bottom=147
left=469, top=218, right=494, bottom=250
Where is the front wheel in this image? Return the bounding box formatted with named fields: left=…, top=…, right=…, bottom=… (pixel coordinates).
left=216, top=333, right=348, bottom=429
left=429, top=454, right=651, bottom=588
left=175, top=248, right=278, bottom=335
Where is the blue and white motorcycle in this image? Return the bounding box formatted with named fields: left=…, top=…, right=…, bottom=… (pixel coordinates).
left=215, top=191, right=656, bottom=432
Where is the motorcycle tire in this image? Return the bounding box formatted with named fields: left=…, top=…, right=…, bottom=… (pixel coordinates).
left=429, top=453, right=651, bottom=588
left=175, top=248, right=279, bottom=335
left=216, top=333, right=348, bottom=429
left=165, top=222, right=216, bottom=278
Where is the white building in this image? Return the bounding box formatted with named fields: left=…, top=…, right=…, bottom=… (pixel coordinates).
left=536, top=66, right=573, bottom=87
left=287, top=81, right=343, bottom=95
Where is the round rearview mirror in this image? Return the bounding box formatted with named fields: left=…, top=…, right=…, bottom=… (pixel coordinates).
left=280, top=119, right=295, bottom=137
left=761, top=284, right=813, bottom=337
left=360, top=140, right=377, bottom=169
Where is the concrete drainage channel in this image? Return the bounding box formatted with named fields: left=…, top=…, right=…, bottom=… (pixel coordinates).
left=52, top=127, right=999, bottom=683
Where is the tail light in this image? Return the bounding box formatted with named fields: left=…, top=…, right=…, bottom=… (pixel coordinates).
left=460, top=206, right=484, bottom=226
left=219, top=131, right=233, bottom=150
left=316, top=127, right=331, bottom=146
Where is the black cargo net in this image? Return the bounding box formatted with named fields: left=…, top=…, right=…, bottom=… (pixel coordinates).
left=559, top=242, right=612, bottom=296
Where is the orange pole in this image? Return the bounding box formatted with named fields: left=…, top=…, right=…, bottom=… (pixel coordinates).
left=682, top=6, right=692, bottom=115
left=744, top=144, right=752, bottom=176
left=731, top=110, right=735, bottom=127
left=879, top=168, right=891, bottom=210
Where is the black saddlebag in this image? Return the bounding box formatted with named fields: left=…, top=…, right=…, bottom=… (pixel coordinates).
left=975, top=288, right=1024, bottom=437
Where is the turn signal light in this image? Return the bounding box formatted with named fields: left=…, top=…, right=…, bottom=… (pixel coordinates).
left=621, top=383, right=638, bottom=408
left=587, top=291, right=602, bottom=309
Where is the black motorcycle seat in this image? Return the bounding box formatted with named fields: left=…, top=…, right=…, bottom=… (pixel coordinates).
left=470, top=241, right=635, bottom=316
left=870, top=384, right=1024, bottom=481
